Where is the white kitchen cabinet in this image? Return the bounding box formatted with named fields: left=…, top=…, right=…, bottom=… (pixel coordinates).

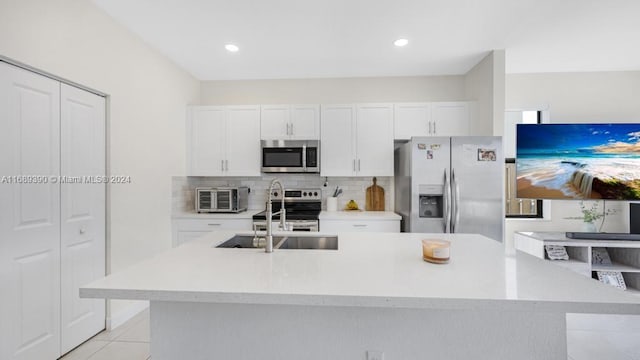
left=260, top=104, right=319, bottom=140
left=188, top=105, right=260, bottom=176
left=0, top=62, right=106, bottom=360
left=431, top=102, right=469, bottom=136
left=320, top=103, right=393, bottom=177
left=172, top=218, right=253, bottom=247
left=394, top=102, right=469, bottom=140
left=320, top=219, right=400, bottom=233
left=394, top=103, right=432, bottom=140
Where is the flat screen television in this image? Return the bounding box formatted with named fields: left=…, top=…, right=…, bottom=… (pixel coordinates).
left=516, top=123, right=640, bottom=200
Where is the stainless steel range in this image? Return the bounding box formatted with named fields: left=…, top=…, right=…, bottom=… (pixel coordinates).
left=253, top=188, right=321, bottom=232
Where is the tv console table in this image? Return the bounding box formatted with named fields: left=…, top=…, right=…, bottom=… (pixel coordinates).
left=514, top=232, right=640, bottom=296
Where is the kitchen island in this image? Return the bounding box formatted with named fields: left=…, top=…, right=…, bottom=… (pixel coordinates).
left=81, top=231, right=640, bottom=360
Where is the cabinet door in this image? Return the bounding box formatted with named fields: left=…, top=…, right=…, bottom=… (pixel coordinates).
left=260, top=105, right=289, bottom=139
left=226, top=106, right=261, bottom=176
left=188, top=107, right=226, bottom=176
left=321, top=220, right=400, bottom=233
left=173, top=219, right=254, bottom=246
left=320, top=105, right=356, bottom=176
left=394, top=103, right=431, bottom=140
left=0, top=63, right=62, bottom=360
left=431, top=102, right=469, bottom=136
left=177, top=231, right=211, bottom=246
left=290, top=104, right=319, bottom=139
left=60, top=84, right=106, bottom=353
left=356, top=104, right=394, bottom=176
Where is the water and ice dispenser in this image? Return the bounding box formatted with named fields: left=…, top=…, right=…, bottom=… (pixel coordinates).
left=418, top=185, right=444, bottom=218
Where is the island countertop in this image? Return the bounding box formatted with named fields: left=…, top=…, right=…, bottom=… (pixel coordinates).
left=81, top=231, right=640, bottom=314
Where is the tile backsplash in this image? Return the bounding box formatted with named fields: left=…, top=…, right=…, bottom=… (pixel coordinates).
left=172, top=175, right=393, bottom=213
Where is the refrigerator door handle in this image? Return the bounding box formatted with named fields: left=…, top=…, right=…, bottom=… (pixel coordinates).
left=452, top=168, right=461, bottom=233
left=443, top=170, right=451, bottom=233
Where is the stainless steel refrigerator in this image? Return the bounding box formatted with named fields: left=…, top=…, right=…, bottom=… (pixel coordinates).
left=394, top=136, right=504, bottom=241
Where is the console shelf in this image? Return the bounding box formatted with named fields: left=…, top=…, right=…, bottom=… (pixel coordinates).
left=515, top=232, right=640, bottom=295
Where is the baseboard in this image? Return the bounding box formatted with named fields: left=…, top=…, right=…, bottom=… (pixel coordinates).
left=107, top=300, right=149, bottom=330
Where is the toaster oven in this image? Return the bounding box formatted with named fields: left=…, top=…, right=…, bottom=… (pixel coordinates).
left=196, top=187, right=248, bottom=213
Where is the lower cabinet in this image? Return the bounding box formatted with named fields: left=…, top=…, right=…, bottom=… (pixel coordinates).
left=320, top=219, right=400, bottom=233
left=172, top=218, right=253, bottom=247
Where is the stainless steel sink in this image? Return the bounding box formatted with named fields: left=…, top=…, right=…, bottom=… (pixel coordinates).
left=278, top=236, right=338, bottom=250
left=215, top=234, right=338, bottom=250
left=215, top=235, right=285, bottom=249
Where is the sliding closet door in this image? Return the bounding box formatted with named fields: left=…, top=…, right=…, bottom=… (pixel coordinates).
left=0, top=63, right=61, bottom=360
left=60, top=84, right=106, bottom=354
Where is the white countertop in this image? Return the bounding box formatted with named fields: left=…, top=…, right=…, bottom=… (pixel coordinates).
left=81, top=231, right=640, bottom=313
left=172, top=209, right=262, bottom=219
left=319, top=210, right=401, bottom=220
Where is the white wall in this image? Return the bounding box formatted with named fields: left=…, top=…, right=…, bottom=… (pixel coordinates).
left=0, top=0, right=201, bottom=326
left=201, top=75, right=466, bottom=104
left=464, top=50, right=506, bottom=136
left=504, top=71, right=640, bottom=247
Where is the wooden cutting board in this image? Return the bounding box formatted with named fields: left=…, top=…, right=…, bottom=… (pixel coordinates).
left=365, top=177, right=385, bottom=211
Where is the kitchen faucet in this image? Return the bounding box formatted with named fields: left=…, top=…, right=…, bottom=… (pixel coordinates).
left=265, top=179, right=288, bottom=253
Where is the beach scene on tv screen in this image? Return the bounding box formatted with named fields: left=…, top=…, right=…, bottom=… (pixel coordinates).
left=516, top=124, right=640, bottom=200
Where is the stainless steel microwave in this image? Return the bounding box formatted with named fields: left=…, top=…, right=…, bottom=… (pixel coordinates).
left=261, top=140, right=320, bottom=173
left=196, top=187, right=248, bottom=213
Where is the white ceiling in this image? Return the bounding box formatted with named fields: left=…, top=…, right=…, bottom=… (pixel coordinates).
left=92, top=0, right=640, bottom=80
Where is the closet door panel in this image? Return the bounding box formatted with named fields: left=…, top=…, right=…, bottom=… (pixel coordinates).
left=0, top=62, right=62, bottom=360
left=60, top=83, right=106, bottom=354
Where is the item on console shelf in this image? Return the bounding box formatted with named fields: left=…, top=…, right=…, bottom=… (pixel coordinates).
left=596, top=271, right=627, bottom=290
left=591, top=247, right=612, bottom=265
left=544, top=245, right=569, bottom=260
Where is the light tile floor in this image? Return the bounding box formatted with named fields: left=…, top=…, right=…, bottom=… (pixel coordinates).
left=62, top=310, right=640, bottom=360
left=61, top=309, right=150, bottom=360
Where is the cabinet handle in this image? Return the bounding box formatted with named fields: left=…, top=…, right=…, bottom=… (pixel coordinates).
left=208, top=223, right=221, bottom=226
left=225, top=160, right=229, bottom=171
left=358, top=159, right=361, bottom=171
left=433, top=121, right=436, bottom=134
left=290, top=123, right=294, bottom=135
left=353, top=224, right=368, bottom=227
left=221, top=160, right=224, bottom=171
left=286, top=123, right=290, bottom=135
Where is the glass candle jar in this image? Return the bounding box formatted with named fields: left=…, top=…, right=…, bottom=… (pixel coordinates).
left=421, top=239, right=450, bottom=264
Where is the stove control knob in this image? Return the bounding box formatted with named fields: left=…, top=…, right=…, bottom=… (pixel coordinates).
left=303, top=192, right=308, bottom=196
left=273, top=192, right=278, bottom=197
left=313, top=191, right=318, bottom=196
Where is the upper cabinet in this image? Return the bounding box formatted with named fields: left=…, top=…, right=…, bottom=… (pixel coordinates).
left=393, top=103, right=432, bottom=140
left=394, top=101, right=469, bottom=140
left=260, top=104, right=319, bottom=140
left=187, top=105, right=260, bottom=177
left=321, top=103, right=394, bottom=177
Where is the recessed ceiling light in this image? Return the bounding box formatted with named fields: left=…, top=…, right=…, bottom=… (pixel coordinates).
left=394, top=38, right=409, bottom=47
left=225, top=44, right=239, bottom=52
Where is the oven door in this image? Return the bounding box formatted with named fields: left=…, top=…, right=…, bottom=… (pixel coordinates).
left=253, top=221, right=319, bottom=232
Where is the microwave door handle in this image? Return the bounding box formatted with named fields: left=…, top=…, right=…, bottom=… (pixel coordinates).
left=302, top=144, right=307, bottom=170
